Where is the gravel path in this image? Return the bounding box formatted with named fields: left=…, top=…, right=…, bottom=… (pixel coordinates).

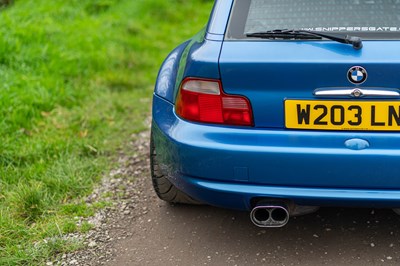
left=55, top=129, right=400, bottom=266
left=54, top=130, right=152, bottom=266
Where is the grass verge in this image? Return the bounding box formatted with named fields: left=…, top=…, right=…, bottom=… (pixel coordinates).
left=0, top=0, right=213, bottom=264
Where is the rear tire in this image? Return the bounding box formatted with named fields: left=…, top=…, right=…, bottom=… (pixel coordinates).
left=150, top=131, right=201, bottom=205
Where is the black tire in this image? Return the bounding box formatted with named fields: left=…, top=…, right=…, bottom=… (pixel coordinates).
left=150, top=131, right=201, bottom=205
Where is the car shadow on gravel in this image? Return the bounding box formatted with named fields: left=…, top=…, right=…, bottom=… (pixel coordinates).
left=159, top=204, right=400, bottom=264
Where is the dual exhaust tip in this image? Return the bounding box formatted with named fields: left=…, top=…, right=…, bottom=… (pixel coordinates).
left=250, top=203, right=290, bottom=228
left=251, top=205, right=400, bottom=228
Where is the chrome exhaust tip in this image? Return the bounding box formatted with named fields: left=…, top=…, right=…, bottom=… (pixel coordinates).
left=250, top=204, right=289, bottom=228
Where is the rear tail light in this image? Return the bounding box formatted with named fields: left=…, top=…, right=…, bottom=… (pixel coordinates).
left=175, top=78, right=253, bottom=126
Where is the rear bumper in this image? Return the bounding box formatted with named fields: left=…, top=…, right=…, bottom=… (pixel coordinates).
left=152, top=94, right=400, bottom=211
left=178, top=175, right=400, bottom=210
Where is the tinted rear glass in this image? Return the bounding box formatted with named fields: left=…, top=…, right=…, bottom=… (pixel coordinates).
left=227, top=0, right=400, bottom=39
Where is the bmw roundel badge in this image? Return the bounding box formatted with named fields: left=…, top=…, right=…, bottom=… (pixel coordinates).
left=347, top=66, right=367, bottom=85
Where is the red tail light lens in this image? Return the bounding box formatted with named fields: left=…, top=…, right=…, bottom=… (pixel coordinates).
left=175, top=78, right=253, bottom=126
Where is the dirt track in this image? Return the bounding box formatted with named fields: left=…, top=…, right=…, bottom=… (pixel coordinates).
left=107, top=166, right=400, bottom=265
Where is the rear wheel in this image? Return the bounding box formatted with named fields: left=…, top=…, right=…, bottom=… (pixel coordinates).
left=150, top=131, right=201, bottom=204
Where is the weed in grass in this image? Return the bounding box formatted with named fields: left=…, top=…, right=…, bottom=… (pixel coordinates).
left=61, top=220, right=77, bottom=234
left=61, top=202, right=94, bottom=217
left=92, top=201, right=112, bottom=209
left=79, top=221, right=94, bottom=233
left=9, top=181, right=48, bottom=223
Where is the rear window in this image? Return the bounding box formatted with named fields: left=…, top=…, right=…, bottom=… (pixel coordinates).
left=226, top=0, right=400, bottom=39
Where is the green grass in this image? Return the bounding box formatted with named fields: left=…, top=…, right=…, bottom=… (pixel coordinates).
left=0, top=0, right=214, bottom=264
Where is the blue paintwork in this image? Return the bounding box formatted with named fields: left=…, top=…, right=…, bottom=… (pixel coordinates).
left=219, top=41, right=400, bottom=128
left=180, top=175, right=400, bottom=210
left=154, top=28, right=223, bottom=102
left=178, top=39, right=222, bottom=97
left=152, top=0, right=400, bottom=211
left=154, top=41, right=190, bottom=102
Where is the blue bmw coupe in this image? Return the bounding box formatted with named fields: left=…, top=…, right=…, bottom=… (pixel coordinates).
left=151, top=0, right=400, bottom=227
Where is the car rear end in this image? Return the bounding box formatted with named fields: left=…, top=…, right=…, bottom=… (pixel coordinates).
left=152, top=0, right=400, bottom=226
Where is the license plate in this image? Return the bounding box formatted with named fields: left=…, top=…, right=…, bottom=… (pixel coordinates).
left=285, top=100, right=400, bottom=131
